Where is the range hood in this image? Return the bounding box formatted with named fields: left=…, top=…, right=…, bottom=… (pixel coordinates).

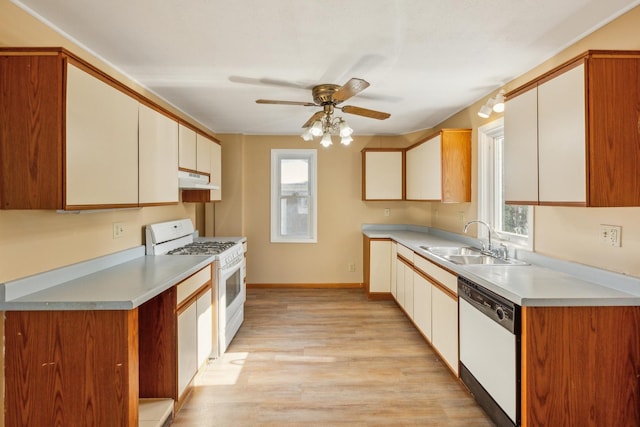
left=178, top=170, right=220, bottom=190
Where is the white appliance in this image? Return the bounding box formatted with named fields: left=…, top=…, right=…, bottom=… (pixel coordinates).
left=458, top=276, right=520, bottom=427
left=145, top=218, right=246, bottom=357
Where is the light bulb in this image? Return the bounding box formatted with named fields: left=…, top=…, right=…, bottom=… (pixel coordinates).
left=340, top=135, right=353, bottom=145
left=320, top=132, right=333, bottom=147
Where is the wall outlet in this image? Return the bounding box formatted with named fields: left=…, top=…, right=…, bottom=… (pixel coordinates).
left=113, top=222, right=125, bottom=239
left=600, top=224, right=621, bottom=247
left=348, top=263, right=356, bottom=272
left=384, top=208, right=390, bottom=217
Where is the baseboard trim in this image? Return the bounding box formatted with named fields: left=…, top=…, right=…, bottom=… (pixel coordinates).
left=367, top=292, right=393, bottom=300
left=247, top=283, right=363, bottom=289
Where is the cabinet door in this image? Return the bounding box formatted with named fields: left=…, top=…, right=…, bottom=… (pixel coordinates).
left=138, top=103, right=179, bottom=205
left=179, top=124, right=197, bottom=170
left=177, top=301, right=198, bottom=398
left=369, top=240, right=391, bottom=293
left=390, top=243, right=397, bottom=299
left=395, top=257, right=405, bottom=306
left=197, top=289, right=213, bottom=367
left=403, top=263, right=414, bottom=319
left=406, top=135, right=441, bottom=200
left=196, top=133, right=213, bottom=174
left=210, top=141, right=222, bottom=201
left=538, top=63, right=586, bottom=204
left=432, top=287, right=459, bottom=375
left=504, top=87, right=539, bottom=204
left=413, top=273, right=432, bottom=340
left=363, top=150, right=403, bottom=200
left=65, top=63, right=139, bottom=207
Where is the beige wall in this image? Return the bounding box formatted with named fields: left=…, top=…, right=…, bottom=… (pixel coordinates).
left=214, top=133, right=437, bottom=284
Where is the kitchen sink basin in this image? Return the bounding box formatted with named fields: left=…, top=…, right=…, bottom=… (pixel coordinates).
left=420, top=246, right=528, bottom=266
left=419, top=246, right=481, bottom=256
left=442, top=254, right=528, bottom=266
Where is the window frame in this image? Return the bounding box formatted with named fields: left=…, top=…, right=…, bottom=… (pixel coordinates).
left=478, top=118, right=533, bottom=250
left=270, top=149, right=318, bottom=243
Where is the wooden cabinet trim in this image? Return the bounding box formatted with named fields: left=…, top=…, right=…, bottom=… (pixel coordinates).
left=413, top=264, right=457, bottom=301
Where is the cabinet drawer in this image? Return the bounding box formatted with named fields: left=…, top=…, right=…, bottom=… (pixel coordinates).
left=397, top=244, right=414, bottom=262
left=177, top=265, right=212, bottom=306
left=414, top=255, right=457, bottom=295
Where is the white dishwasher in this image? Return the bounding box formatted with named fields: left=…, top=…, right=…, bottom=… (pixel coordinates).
left=458, top=276, right=520, bottom=427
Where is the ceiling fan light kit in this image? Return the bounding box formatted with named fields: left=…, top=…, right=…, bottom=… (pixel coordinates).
left=256, top=77, right=390, bottom=147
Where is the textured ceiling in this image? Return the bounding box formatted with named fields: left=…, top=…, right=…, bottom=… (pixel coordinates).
left=13, top=0, right=640, bottom=135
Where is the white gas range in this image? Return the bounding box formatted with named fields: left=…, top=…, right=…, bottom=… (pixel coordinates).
left=145, top=219, right=246, bottom=357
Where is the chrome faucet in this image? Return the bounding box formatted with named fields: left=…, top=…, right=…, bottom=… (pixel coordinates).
left=463, top=220, right=493, bottom=253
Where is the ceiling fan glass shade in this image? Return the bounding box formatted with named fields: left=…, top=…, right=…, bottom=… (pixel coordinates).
left=339, top=120, right=353, bottom=137
left=301, top=128, right=313, bottom=141
left=320, top=132, right=333, bottom=147
left=340, top=135, right=353, bottom=146
left=309, top=120, right=324, bottom=137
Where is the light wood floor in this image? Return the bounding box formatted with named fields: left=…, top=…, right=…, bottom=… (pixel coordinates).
left=172, top=288, right=494, bottom=426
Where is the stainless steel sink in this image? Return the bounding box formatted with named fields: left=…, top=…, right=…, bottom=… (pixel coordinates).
left=442, top=254, right=528, bottom=266
left=420, top=246, right=528, bottom=266
left=419, top=246, right=481, bottom=256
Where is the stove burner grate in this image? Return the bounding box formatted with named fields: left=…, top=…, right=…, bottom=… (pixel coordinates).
left=167, top=241, right=236, bottom=255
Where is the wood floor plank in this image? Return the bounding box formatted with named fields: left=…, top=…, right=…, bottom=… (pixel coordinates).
left=172, top=288, right=494, bottom=426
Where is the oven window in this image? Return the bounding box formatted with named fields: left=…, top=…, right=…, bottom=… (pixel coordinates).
left=226, top=268, right=241, bottom=307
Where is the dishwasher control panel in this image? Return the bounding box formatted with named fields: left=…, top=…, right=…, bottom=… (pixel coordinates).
left=458, top=275, right=520, bottom=334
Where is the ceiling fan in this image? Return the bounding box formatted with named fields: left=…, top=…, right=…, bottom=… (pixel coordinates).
left=255, top=78, right=391, bottom=129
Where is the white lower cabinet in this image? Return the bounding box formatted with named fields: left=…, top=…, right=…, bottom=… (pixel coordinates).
left=431, top=286, right=459, bottom=375
left=403, top=262, right=414, bottom=319
left=197, top=289, right=213, bottom=367
left=413, top=273, right=432, bottom=341
left=177, top=301, right=198, bottom=398
left=369, top=240, right=392, bottom=293
left=395, top=258, right=405, bottom=307
left=390, top=242, right=397, bottom=298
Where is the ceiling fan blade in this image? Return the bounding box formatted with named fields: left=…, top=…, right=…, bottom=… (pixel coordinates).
left=342, top=105, right=390, bottom=120
left=256, top=99, right=317, bottom=106
left=302, top=111, right=326, bottom=128
left=332, top=78, right=370, bottom=102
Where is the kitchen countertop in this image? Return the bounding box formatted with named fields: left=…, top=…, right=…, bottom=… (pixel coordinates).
left=0, top=246, right=214, bottom=311
left=363, top=224, right=640, bottom=307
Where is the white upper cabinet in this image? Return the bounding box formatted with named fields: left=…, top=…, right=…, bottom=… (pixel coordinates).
left=362, top=149, right=404, bottom=200
left=179, top=124, right=198, bottom=171
left=138, top=103, right=179, bottom=205
left=504, top=87, right=539, bottom=204
left=537, top=64, right=586, bottom=204
left=65, top=63, right=139, bottom=207
left=505, top=64, right=586, bottom=205
left=505, top=51, right=640, bottom=207
left=405, top=129, right=471, bottom=203
left=406, top=135, right=441, bottom=200
left=196, top=133, right=213, bottom=175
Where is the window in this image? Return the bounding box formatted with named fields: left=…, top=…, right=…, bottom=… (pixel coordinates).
left=270, top=149, right=317, bottom=243
left=478, top=118, right=533, bottom=250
